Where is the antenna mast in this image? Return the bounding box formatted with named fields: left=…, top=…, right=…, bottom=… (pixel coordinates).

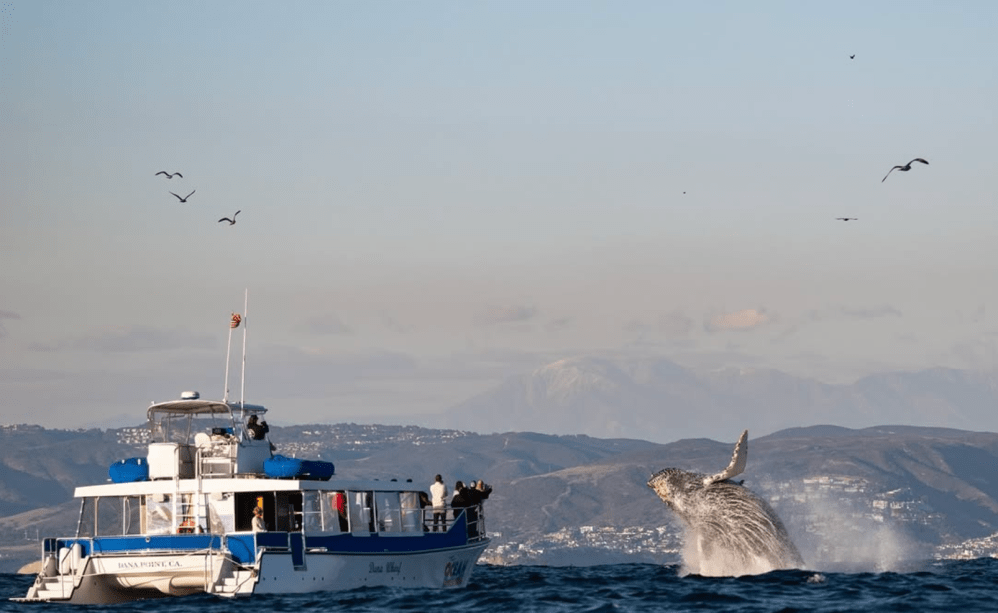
left=223, top=315, right=235, bottom=402
left=240, top=289, right=249, bottom=408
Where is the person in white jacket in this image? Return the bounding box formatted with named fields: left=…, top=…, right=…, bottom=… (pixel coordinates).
left=429, top=474, right=448, bottom=532
left=252, top=507, right=267, bottom=532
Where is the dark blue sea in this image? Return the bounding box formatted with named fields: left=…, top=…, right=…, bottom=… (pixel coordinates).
left=3, top=559, right=997, bottom=612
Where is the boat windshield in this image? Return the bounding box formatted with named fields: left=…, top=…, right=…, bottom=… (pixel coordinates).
left=146, top=399, right=267, bottom=444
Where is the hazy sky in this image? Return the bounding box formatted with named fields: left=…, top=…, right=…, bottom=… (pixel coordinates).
left=3, top=1, right=998, bottom=429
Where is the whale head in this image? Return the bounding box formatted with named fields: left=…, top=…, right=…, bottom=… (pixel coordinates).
left=647, top=468, right=705, bottom=516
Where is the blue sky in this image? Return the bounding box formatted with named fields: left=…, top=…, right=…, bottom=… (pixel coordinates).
left=2, top=1, right=998, bottom=429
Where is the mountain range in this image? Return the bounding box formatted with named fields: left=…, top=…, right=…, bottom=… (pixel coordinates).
left=430, top=356, right=998, bottom=443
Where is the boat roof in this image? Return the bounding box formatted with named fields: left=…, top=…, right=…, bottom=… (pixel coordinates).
left=146, top=399, right=267, bottom=422
left=77, top=478, right=426, bottom=498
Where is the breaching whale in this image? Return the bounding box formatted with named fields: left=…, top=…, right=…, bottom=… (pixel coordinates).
left=647, top=430, right=804, bottom=576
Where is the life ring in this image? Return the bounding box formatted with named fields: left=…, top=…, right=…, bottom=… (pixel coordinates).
left=178, top=520, right=196, bottom=534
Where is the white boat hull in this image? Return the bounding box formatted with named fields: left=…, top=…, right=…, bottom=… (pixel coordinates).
left=252, top=542, right=490, bottom=595
left=17, top=540, right=490, bottom=603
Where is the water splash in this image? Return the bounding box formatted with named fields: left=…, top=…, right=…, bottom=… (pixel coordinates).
left=788, top=492, right=918, bottom=573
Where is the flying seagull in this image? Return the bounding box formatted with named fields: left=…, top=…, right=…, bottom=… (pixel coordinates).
left=849, top=54, right=855, bottom=59
left=836, top=217, right=858, bottom=221
left=218, top=210, right=240, bottom=225
left=155, top=171, right=183, bottom=179
left=170, top=190, right=196, bottom=203
left=882, top=158, right=929, bottom=182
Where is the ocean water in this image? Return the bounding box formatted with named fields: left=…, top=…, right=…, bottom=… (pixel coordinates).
left=3, top=558, right=997, bottom=612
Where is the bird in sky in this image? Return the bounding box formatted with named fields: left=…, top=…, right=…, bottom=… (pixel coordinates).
left=218, top=210, right=240, bottom=225
left=849, top=54, right=855, bottom=59
left=170, top=190, right=196, bottom=203
left=836, top=217, right=858, bottom=221
left=882, top=158, right=929, bottom=183
left=155, top=171, right=183, bottom=179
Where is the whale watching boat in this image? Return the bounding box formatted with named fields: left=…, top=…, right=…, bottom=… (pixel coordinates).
left=16, top=305, right=490, bottom=603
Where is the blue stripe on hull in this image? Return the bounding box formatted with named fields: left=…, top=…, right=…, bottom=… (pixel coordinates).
left=59, top=515, right=475, bottom=566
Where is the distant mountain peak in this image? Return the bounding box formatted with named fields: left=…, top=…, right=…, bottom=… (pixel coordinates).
left=532, top=357, right=624, bottom=400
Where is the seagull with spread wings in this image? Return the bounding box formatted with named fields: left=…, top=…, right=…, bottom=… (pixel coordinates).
left=169, top=190, right=196, bottom=203
left=882, top=158, right=929, bottom=182
left=218, top=211, right=240, bottom=225
left=155, top=171, right=183, bottom=179
left=836, top=217, right=858, bottom=221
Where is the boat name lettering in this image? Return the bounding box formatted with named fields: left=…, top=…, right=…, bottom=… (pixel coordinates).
left=116, top=560, right=184, bottom=569
left=368, top=561, right=402, bottom=574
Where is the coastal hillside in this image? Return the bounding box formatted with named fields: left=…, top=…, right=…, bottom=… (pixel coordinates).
left=3, top=423, right=998, bottom=571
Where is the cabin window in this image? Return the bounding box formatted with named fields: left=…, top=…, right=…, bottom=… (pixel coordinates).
left=143, top=493, right=174, bottom=534
left=77, top=498, right=95, bottom=538
left=349, top=492, right=375, bottom=533
left=121, top=496, right=142, bottom=535
left=302, top=492, right=322, bottom=533
left=400, top=491, right=424, bottom=532
left=74, top=496, right=142, bottom=537
left=375, top=492, right=401, bottom=533
left=207, top=492, right=233, bottom=534
left=324, top=491, right=349, bottom=533
left=97, top=498, right=115, bottom=536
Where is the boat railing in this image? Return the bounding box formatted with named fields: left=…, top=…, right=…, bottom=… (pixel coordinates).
left=416, top=504, right=489, bottom=542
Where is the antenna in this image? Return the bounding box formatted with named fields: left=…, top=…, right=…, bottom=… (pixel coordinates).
left=223, top=314, right=235, bottom=403
left=240, top=289, right=248, bottom=408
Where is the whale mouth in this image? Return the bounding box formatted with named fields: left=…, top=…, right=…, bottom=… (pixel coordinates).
left=647, top=470, right=675, bottom=504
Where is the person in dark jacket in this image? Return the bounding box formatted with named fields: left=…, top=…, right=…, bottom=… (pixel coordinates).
left=451, top=480, right=493, bottom=538
left=465, top=480, right=492, bottom=537
left=246, top=415, right=269, bottom=440
left=451, top=481, right=469, bottom=519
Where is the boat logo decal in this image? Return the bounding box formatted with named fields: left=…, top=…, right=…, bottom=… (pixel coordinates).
left=443, top=560, right=467, bottom=587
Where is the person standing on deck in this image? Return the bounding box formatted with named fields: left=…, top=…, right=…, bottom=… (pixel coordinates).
left=429, top=474, right=448, bottom=532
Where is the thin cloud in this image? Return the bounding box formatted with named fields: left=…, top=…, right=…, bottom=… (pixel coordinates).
left=623, top=319, right=652, bottom=336
left=659, top=311, right=695, bottom=340
left=807, top=305, right=902, bottom=322
left=0, top=309, right=19, bottom=338
left=0, top=367, right=68, bottom=383
left=475, top=305, right=538, bottom=326
left=29, top=326, right=216, bottom=353
left=969, top=304, right=986, bottom=324
left=769, top=325, right=800, bottom=344
left=379, top=313, right=412, bottom=334
left=545, top=316, right=573, bottom=333
left=948, top=333, right=998, bottom=369
left=296, top=314, right=353, bottom=336
left=704, top=308, right=770, bottom=333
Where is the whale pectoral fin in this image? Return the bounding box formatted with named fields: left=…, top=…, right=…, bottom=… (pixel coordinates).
left=703, top=429, right=748, bottom=486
